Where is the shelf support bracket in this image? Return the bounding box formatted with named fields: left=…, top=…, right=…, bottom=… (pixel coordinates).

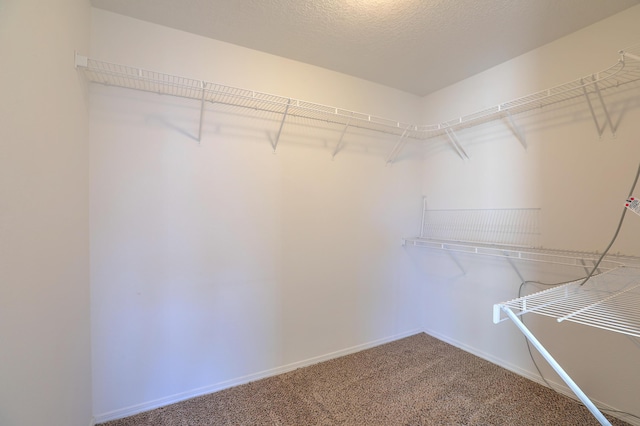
left=503, top=254, right=525, bottom=283
left=500, top=306, right=611, bottom=426
left=593, top=80, right=616, bottom=137
left=444, top=128, right=470, bottom=160
left=444, top=248, right=466, bottom=275
left=622, top=51, right=640, bottom=61
left=581, top=78, right=606, bottom=138
left=197, top=81, right=206, bottom=144
left=504, top=111, right=527, bottom=149
left=272, top=99, right=291, bottom=153
left=332, top=119, right=351, bottom=159
left=386, top=126, right=412, bottom=165
left=74, top=52, right=88, bottom=68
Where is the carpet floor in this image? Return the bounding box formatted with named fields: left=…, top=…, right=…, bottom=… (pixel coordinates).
left=99, top=333, right=629, bottom=425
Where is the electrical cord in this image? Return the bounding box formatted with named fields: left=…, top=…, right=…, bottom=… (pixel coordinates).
left=579, top=161, right=640, bottom=286
left=518, top=279, right=640, bottom=422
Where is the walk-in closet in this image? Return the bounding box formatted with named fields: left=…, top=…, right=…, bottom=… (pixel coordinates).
left=3, top=1, right=640, bottom=425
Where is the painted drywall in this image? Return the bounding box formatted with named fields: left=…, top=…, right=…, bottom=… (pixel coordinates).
left=0, top=1, right=92, bottom=425
left=415, top=5, right=640, bottom=422
left=89, top=9, right=425, bottom=421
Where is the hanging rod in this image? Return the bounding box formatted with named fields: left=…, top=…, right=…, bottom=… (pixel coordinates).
left=75, top=43, right=640, bottom=145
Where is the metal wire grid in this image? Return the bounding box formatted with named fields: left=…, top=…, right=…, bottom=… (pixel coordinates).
left=404, top=238, right=627, bottom=272
left=84, top=59, right=204, bottom=99
left=495, top=266, right=640, bottom=338
left=81, top=58, right=415, bottom=138
left=78, top=45, right=640, bottom=143
left=419, top=208, right=541, bottom=246
left=425, top=54, right=639, bottom=134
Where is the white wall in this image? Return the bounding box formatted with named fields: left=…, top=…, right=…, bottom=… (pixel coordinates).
left=0, top=1, right=92, bottom=425
left=89, top=10, right=424, bottom=421
left=415, top=5, right=640, bottom=422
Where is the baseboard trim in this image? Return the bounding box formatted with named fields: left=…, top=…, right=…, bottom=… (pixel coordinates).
left=93, top=328, right=423, bottom=424
left=422, top=327, right=640, bottom=426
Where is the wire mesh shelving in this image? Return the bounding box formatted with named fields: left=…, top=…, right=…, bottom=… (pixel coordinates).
left=75, top=43, right=640, bottom=158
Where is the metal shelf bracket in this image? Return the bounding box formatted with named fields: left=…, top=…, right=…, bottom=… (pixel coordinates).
left=444, top=128, right=470, bottom=160
left=504, top=111, right=527, bottom=149
left=198, top=81, right=206, bottom=143
left=332, top=119, right=351, bottom=159
left=272, top=99, right=291, bottom=152
left=593, top=80, right=616, bottom=137
left=496, top=306, right=612, bottom=426
left=386, top=125, right=412, bottom=164
left=582, top=76, right=617, bottom=138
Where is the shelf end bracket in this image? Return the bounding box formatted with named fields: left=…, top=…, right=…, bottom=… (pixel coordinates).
left=74, top=52, right=88, bottom=69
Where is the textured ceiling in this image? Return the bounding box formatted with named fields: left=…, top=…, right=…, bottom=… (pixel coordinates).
left=90, top=0, right=640, bottom=96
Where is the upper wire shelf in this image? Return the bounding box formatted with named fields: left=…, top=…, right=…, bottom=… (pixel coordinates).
left=75, top=55, right=417, bottom=139
left=75, top=43, right=640, bottom=144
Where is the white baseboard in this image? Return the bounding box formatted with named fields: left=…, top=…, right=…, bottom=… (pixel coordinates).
left=423, top=327, right=640, bottom=426
left=94, top=328, right=423, bottom=424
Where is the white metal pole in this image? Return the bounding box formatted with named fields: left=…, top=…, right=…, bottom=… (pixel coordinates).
left=501, top=306, right=611, bottom=426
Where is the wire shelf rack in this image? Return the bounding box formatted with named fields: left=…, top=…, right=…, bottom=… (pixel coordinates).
left=494, top=266, right=640, bottom=337
left=418, top=207, right=541, bottom=246
left=403, top=238, right=629, bottom=272
left=400, top=201, right=639, bottom=272
left=75, top=43, right=640, bottom=147
left=77, top=56, right=416, bottom=139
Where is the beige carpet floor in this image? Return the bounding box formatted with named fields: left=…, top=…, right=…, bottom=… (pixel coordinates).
left=99, top=333, right=629, bottom=425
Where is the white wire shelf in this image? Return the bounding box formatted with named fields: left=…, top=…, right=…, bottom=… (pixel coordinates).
left=402, top=203, right=640, bottom=271
left=402, top=237, right=635, bottom=272
left=493, top=265, right=640, bottom=425
left=75, top=55, right=417, bottom=139
left=417, top=207, right=541, bottom=246
left=75, top=43, right=640, bottom=148
left=494, top=266, right=640, bottom=337
left=422, top=45, right=640, bottom=135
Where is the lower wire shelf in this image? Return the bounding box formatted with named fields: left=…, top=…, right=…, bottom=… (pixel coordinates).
left=494, top=266, right=640, bottom=337
left=494, top=266, right=640, bottom=426
left=402, top=237, right=631, bottom=273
